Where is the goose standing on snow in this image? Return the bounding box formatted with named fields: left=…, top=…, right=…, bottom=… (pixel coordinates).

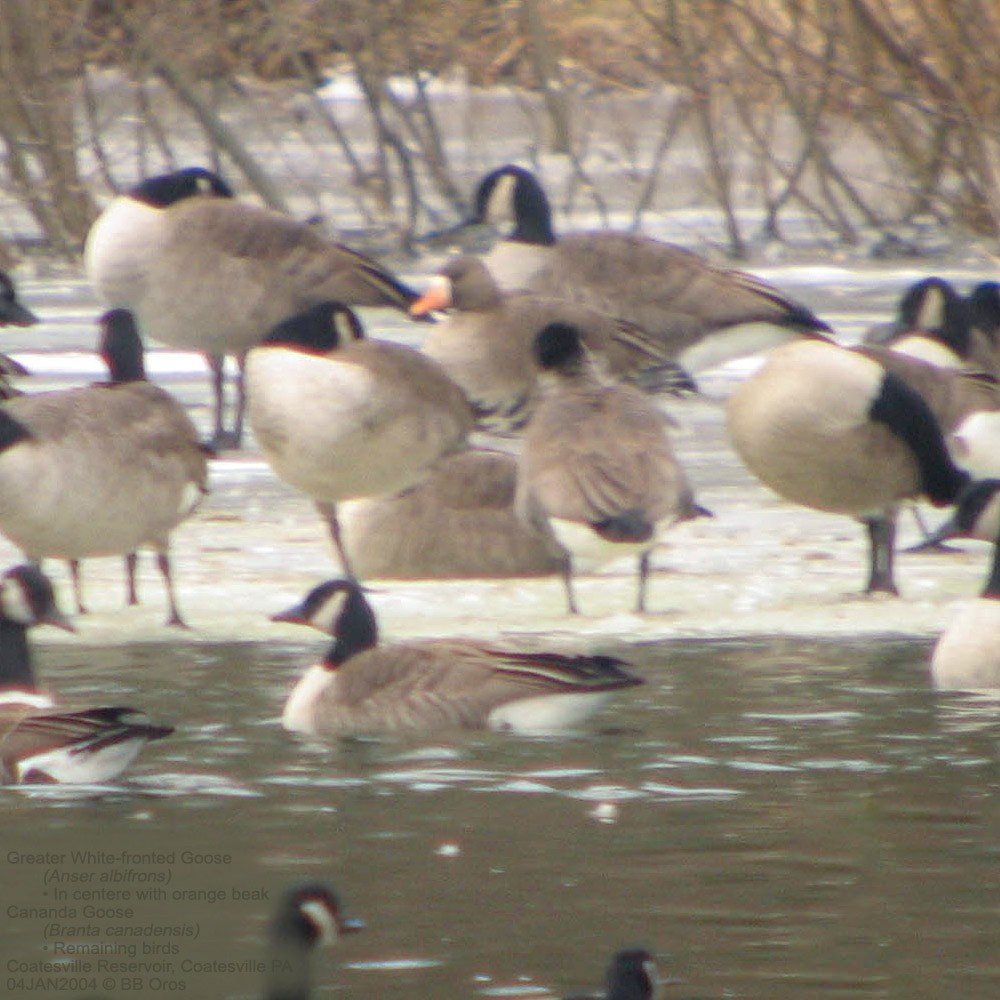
left=454, top=164, right=831, bottom=378
left=84, top=166, right=423, bottom=448
left=726, top=338, right=979, bottom=595
left=0, top=564, right=172, bottom=784
left=927, top=479, right=1000, bottom=690
left=263, top=881, right=363, bottom=1000
left=516, top=322, right=704, bottom=615
left=272, top=578, right=643, bottom=736
left=410, top=254, right=695, bottom=435
left=0, top=309, right=209, bottom=626
left=246, top=303, right=473, bottom=577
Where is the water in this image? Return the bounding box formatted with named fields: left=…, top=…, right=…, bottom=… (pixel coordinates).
left=3, top=253, right=1000, bottom=999
left=4, top=635, right=1000, bottom=1000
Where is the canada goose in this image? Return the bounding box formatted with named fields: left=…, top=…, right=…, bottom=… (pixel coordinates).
left=410, top=254, right=695, bottom=434
left=924, top=479, right=1000, bottom=690
left=864, top=276, right=1000, bottom=380
left=246, top=302, right=473, bottom=577
left=0, top=309, right=209, bottom=626
left=84, top=166, right=422, bottom=449
left=264, top=881, right=364, bottom=1000
left=726, top=338, right=977, bottom=594
left=338, top=448, right=563, bottom=579
left=457, top=164, right=831, bottom=376
left=515, top=322, right=703, bottom=614
left=0, top=564, right=172, bottom=784
left=272, top=577, right=644, bottom=735
left=0, top=270, right=38, bottom=327
left=567, top=949, right=660, bottom=1000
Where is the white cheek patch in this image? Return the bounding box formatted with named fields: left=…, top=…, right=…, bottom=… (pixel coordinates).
left=485, top=173, right=518, bottom=225
left=299, top=898, right=339, bottom=945
left=0, top=580, right=35, bottom=625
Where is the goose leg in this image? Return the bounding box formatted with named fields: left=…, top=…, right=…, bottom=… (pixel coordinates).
left=125, top=552, right=140, bottom=606
left=560, top=555, right=579, bottom=615
left=230, top=352, right=247, bottom=449
left=205, top=353, right=242, bottom=451
left=316, top=500, right=356, bottom=579
left=636, top=550, right=650, bottom=613
left=156, top=551, right=188, bottom=628
left=863, top=513, right=899, bottom=595
left=67, top=559, right=87, bottom=614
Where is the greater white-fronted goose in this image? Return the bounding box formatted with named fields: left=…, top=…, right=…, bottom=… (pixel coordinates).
left=726, top=338, right=981, bottom=594
left=926, top=479, right=1000, bottom=690
left=458, top=164, right=831, bottom=376
left=0, top=564, right=172, bottom=784
left=0, top=309, right=209, bottom=626
left=84, top=166, right=423, bottom=448
left=338, top=448, right=563, bottom=579
left=272, top=578, right=643, bottom=735
left=515, top=322, right=704, bottom=614
left=410, top=254, right=695, bottom=434
left=246, top=303, right=473, bottom=577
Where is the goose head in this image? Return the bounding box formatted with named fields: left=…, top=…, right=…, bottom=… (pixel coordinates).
left=472, top=164, right=556, bottom=245
left=262, top=303, right=365, bottom=354
left=129, top=166, right=234, bottom=207
left=533, top=321, right=589, bottom=378
left=265, top=881, right=364, bottom=1000
left=0, top=564, right=75, bottom=632
left=271, top=579, right=378, bottom=664
left=409, top=254, right=503, bottom=316
left=604, top=948, right=659, bottom=1000
left=0, top=270, right=38, bottom=327
left=967, top=281, right=1000, bottom=346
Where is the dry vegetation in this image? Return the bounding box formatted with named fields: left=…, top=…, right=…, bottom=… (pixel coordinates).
left=1, top=0, right=999, bottom=260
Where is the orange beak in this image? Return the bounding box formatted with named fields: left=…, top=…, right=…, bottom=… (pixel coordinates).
left=409, top=277, right=453, bottom=317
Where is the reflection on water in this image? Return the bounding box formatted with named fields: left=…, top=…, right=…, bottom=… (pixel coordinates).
left=4, top=636, right=1000, bottom=1000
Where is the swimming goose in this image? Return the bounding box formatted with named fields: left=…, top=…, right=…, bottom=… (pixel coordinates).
left=567, top=948, right=660, bottom=1000
left=84, top=166, right=423, bottom=448
left=0, top=270, right=38, bottom=327
left=410, top=255, right=695, bottom=434
left=272, top=577, right=643, bottom=735
left=457, top=164, right=831, bottom=376
left=0, top=564, right=172, bottom=784
left=338, top=448, right=563, bottom=579
left=726, top=338, right=977, bottom=594
left=264, top=881, right=364, bottom=1000
left=246, top=303, right=473, bottom=577
left=0, top=309, right=209, bottom=626
left=515, top=322, right=703, bottom=614
left=926, top=479, right=1000, bottom=690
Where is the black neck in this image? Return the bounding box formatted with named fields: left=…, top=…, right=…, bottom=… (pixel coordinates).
left=868, top=370, right=970, bottom=505
left=323, top=590, right=378, bottom=667
left=264, top=941, right=310, bottom=1000
left=0, top=619, right=35, bottom=690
